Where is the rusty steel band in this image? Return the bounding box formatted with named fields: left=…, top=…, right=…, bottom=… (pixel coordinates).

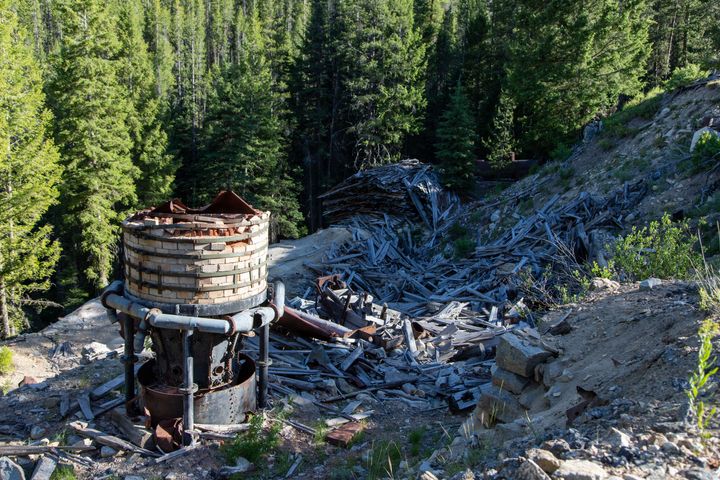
left=126, top=276, right=266, bottom=293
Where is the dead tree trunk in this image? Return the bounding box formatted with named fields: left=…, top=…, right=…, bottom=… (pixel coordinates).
left=0, top=278, right=11, bottom=338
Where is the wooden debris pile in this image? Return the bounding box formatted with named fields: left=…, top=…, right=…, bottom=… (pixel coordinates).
left=309, top=177, right=647, bottom=318
left=318, top=159, right=460, bottom=229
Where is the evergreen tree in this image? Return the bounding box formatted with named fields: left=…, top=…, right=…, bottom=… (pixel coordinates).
left=334, top=0, right=426, bottom=167
left=484, top=89, right=516, bottom=170
left=435, top=83, right=477, bottom=192
left=506, top=0, right=650, bottom=155
left=198, top=7, right=304, bottom=238
left=116, top=0, right=176, bottom=207
left=50, top=0, right=138, bottom=290
left=0, top=0, right=62, bottom=337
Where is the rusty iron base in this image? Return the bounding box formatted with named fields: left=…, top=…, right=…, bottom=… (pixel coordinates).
left=137, top=353, right=257, bottom=426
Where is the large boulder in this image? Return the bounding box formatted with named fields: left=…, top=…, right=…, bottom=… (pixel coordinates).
left=476, top=384, right=525, bottom=424
left=491, top=365, right=529, bottom=394
left=496, top=332, right=553, bottom=377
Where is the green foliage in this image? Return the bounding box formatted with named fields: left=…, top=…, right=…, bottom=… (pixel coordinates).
left=550, top=144, right=572, bottom=162
left=436, top=83, right=477, bottom=192
left=50, top=465, right=77, bottom=480
left=50, top=0, right=139, bottom=290
left=665, top=64, right=706, bottom=91
left=602, top=88, right=663, bottom=139
left=0, top=0, right=62, bottom=337
left=116, top=0, right=177, bottom=207
left=590, top=261, right=614, bottom=280
left=506, top=0, right=651, bottom=154
left=693, top=131, right=720, bottom=166
left=195, top=7, right=304, bottom=239
left=222, top=413, right=281, bottom=464
left=366, top=440, right=403, bottom=480
left=334, top=0, right=427, bottom=167
left=612, top=213, right=700, bottom=280
left=687, top=320, right=719, bottom=438
left=484, top=90, right=516, bottom=169
left=0, top=346, right=13, bottom=375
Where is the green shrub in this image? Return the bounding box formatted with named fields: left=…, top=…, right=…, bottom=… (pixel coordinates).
left=603, top=88, right=663, bottom=139
left=550, top=143, right=572, bottom=162
left=687, top=319, right=718, bottom=439
left=666, top=64, right=706, bottom=91
left=694, top=131, right=720, bottom=163
left=222, top=413, right=281, bottom=464
left=50, top=466, right=77, bottom=480
left=0, top=346, right=13, bottom=376
left=612, top=213, right=700, bottom=280
left=454, top=236, right=475, bottom=259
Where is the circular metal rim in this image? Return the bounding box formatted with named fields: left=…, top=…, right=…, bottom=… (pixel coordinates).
left=122, top=288, right=267, bottom=316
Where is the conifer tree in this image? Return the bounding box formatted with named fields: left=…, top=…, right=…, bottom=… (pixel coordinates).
left=116, top=0, right=176, bottom=207
left=0, top=0, right=62, bottom=337
left=484, top=90, right=516, bottom=170
left=507, top=0, right=650, bottom=154
left=435, top=83, right=477, bottom=193
left=199, top=6, right=304, bottom=238
left=335, top=0, right=426, bottom=167
left=50, top=0, right=138, bottom=290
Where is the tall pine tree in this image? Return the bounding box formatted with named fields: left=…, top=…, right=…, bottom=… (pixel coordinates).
left=50, top=0, right=138, bottom=290
left=484, top=89, right=516, bottom=169
left=198, top=6, right=304, bottom=238
left=334, top=0, right=426, bottom=167
left=507, top=0, right=650, bottom=155
left=435, top=83, right=477, bottom=192
left=116, top=0, right=176, bottom=207
left=0, top=0, right=62, bottom=337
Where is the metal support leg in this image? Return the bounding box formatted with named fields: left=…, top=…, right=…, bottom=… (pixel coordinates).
left=258, top=321, right=270, bottom=409
left=121, top=314, right=137, bottom=414
left=182, top=329, right=195, bottom=446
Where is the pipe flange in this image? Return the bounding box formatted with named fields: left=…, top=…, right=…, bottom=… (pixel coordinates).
left=222, top=316, right=237, bottom=336
left=178, top=383, right=199, bottom=394
left=256, top=358, right=273, bottom=368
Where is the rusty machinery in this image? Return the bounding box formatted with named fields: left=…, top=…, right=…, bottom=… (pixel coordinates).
left=100, top=192, right=284, bottom=448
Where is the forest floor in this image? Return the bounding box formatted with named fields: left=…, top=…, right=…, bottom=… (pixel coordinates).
left=1, top=77, right=720, bottom=480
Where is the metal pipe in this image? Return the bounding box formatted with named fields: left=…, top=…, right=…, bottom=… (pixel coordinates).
left=122, top=313, right=137, bottom=412
left=273, top=280, right=285, bottom=315
left=182, top=329, right=195, bottom=446
left=258, top=319, right=270, bottom=409
left=147, top=311, right=230, bottom=334
left=229, top=306, right=275, bottom=331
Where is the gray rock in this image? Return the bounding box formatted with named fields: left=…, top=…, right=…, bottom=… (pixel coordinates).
left=491, top=365, right=530, bottom=394
left=124, top=477, right=144, bottom=480
left=476, top=384, right=526, bottom=424
left=690, top=127, right=720, bottom=152
left=661, top=441, right=680, bottom=455
left=518, top=383, right=549, bottom=412
left=540, top=438, right=571, bottom=456
left=681, top=468, right=716, bottom=480
left=495, top=332, right=552, bottom=377
left=81, top=341, right=111, bottom=362
left=607, top=428, right=632, bottom=449
left=554, top=459, right=608, bottom=480
left=590, top=278, right=620, bottom=290
left=622, top=475, right=644, bottom=480
left=0, top=457, right=25, bottom=480
left=31, top=456, right=56, bottom=480
left=448, top=469, right=475, bottom=480
left=419, top=471, right=439, bottom=480
left=516, top=459, right=551, bottom=480
left=100, top=446, right=117, bottom=458
left=29, top=425, right=47, bottom=440
left=491, top=210, right=501, bottom=223
left=527, top=449, right=561, bottom=474
left=233, top=457, right=252, bottom=472
left=639, top=278, right=662, bottom=291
